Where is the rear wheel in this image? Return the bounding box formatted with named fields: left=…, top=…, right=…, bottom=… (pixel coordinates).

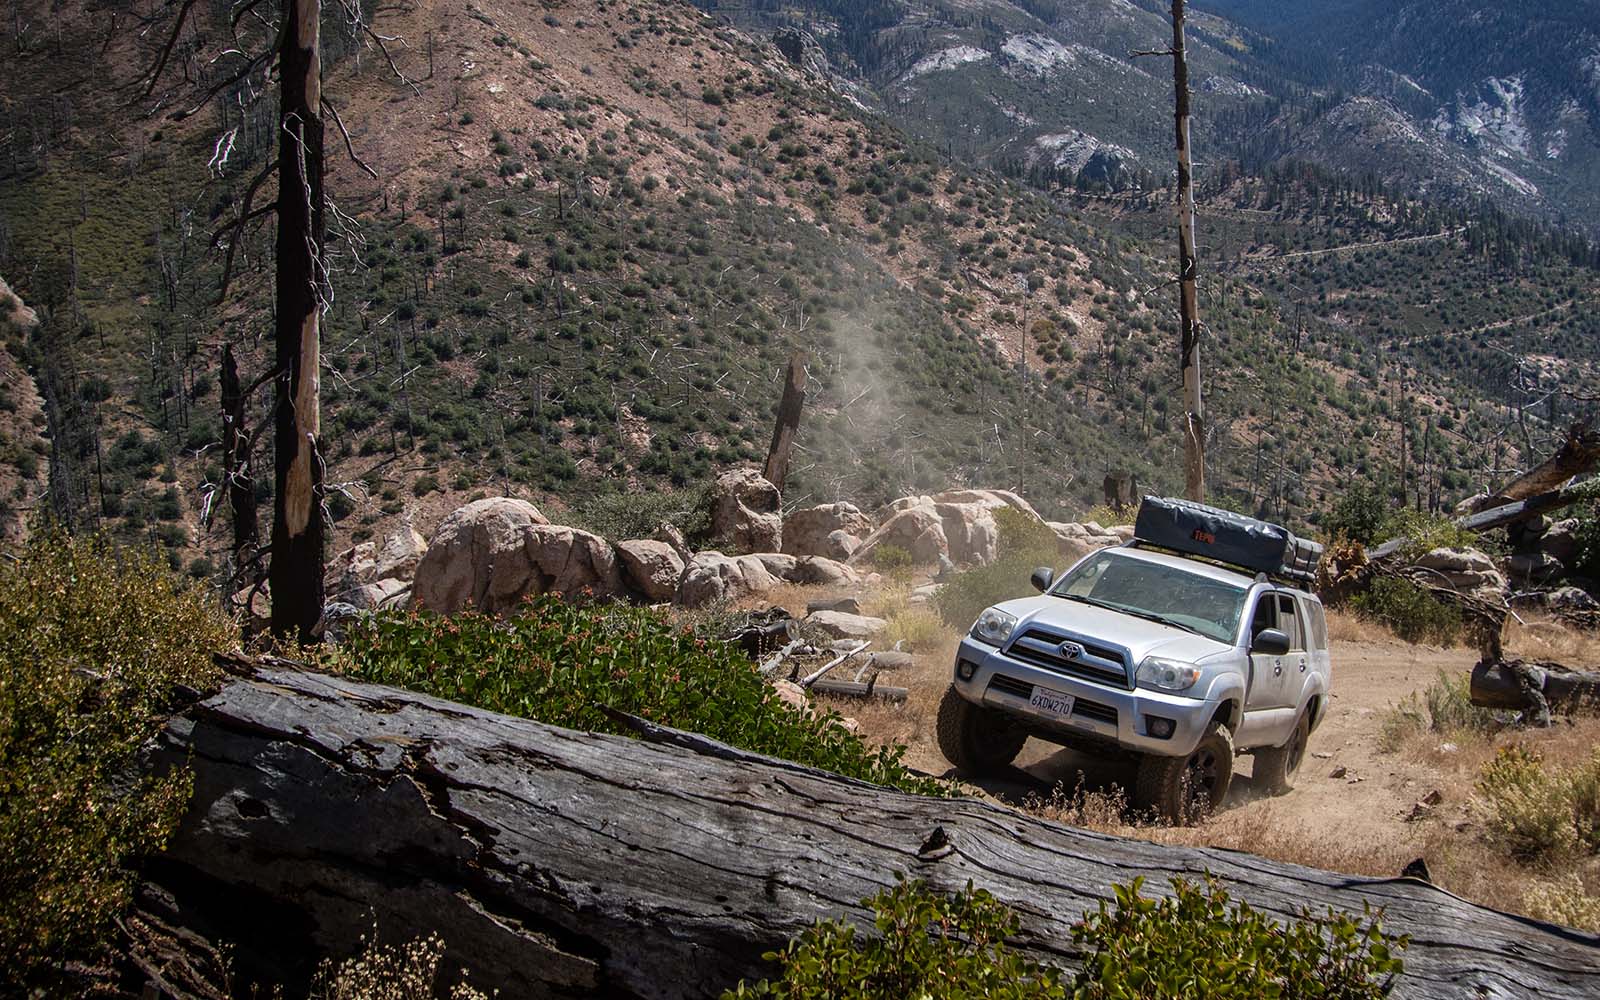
left=935, top=685, right=1027, bottom=772
left=1135, top=723, right=1234, bottom=825
left=1253, top=710, right=1310, bottom=795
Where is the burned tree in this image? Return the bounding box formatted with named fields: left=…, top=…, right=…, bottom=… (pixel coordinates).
left=268, top=0, right=327, bottom=642
left=763, top=351, right=806, bottom=493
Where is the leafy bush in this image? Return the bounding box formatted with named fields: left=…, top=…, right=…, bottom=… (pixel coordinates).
left=338, top=598, right=945, bottom=795
left=1522, top=874, right=1600, bottom=932
left=724, top=877, right=1406, bottom=1000
left=0, top=531, right=233, bottom=990
left=567, top=483, right=710, bottom=542
left=723, top=877, right=1067, bottom=999
left=1323, top=482, right=1389, bottom=546
left=869, top=543, right=913, bottom=576
left=1350, top=577, right=1462, bottom=645
left=934, top=508, right=1059, bottom=632
left=1071, top=877, right=1406, bottom=999
left=1375, top=508, right=1478, bottom=560
left=1478, top=746, right=1600, bottom=863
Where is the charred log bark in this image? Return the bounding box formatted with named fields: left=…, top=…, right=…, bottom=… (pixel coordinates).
left=1467, top=420, right=1600, bottom=514
left=148, top=663, right=1600, bottom=999
left=1471, top=659, right=1600, bottom=720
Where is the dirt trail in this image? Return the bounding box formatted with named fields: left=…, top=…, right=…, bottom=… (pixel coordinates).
left=871, top=630, right=1485, bottom=876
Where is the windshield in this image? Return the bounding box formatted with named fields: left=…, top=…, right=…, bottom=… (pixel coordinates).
left=1049, top=550, right=1247, bottom=644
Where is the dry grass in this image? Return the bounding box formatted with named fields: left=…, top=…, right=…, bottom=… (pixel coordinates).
left=1325, top=608, right=1399, bottom=645
left=1504, top=614, right=1600, bottom=665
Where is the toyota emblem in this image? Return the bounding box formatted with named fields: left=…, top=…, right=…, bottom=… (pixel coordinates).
left=1058, top=641, right=1085, bottom=661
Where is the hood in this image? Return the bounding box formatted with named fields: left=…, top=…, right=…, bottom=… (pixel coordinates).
left=992, top=594, right=1237, bottom=664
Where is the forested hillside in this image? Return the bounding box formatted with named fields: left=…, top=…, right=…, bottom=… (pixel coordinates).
left=0, top=0, right=1595, bottom=582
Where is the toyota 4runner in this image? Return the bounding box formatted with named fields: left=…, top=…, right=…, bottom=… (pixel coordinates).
left=937, top=496, right=1330, bottom=823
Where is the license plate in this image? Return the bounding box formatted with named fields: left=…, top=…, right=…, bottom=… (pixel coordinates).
left=1029, top=685, right=1075, bottom=719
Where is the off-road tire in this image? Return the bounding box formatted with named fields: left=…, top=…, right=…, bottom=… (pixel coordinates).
left=935, top=685, right=1027, bottom=772
left=1253, top=710, right=1310, bottom=796
left=1135, top=723, right=1235, bottom=825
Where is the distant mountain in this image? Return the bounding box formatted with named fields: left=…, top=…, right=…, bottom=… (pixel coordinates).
left=693, top=0, right=1600, bottom=233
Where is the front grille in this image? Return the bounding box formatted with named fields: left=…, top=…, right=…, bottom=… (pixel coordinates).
left=1006, top=628, right=1131, bottom=688
left=988, top=674, right=1034, bottom=699
left=987, top=675, right=1120, bottom=729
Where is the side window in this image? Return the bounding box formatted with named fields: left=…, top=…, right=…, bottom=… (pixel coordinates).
left=1304, top=599, right=1329, bottom=651
left=1275, top=594, right=1304, bottom=651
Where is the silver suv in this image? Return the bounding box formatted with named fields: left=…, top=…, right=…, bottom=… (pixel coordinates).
left=937, top=510, right=1331, bottom=824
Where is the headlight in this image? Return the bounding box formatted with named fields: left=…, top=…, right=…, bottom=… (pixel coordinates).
left=1136, top=657, right=1203, bottom=694
left=970, top=607, right=1018, bottom=647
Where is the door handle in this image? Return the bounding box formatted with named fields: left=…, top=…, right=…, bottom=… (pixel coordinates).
left=1273, top=663, right=1283, bottom=677
left=1299, top=658, right=1308, bottom=672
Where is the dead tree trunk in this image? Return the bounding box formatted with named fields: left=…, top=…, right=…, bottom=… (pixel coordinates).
left=1471, top=659, right=1600, bottom=719
left=148, top=663, right=1600, bottom=999
left=762, top=351, right=806, bottom=493
left=220, top=345, right=258, bottom=574
left=1468, top=419, right=1600, bottom=513
left=1171, top=0, right=1205, bottom=502
left=269, top=0, right=326, bottom=643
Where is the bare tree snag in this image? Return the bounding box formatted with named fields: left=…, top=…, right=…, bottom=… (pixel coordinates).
left=269, top=0, right=326, bottom=643
left=1170, top=1, right=1204, bottom=501
left=762, top=351, right=806, bottom=493
left=1467, top=420, right=1600, bottom=513
left=219, top=345, right=259, bottom=573
left=148, top=663, right=1600, bottom=999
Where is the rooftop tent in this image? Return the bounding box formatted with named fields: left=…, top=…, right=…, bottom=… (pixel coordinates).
left=1133, top=496, right=1322, bottom=584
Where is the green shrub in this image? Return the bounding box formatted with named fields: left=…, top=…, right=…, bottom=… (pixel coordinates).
left=1375, top=508, right=1478, bottom=560
left=338, top=599, right=945, bottom=795
left=1378, top=671, right=1498, bottom=751
left=934, top=508, right=1059, bottom=632
left=723, top=877, right=1067, bottom=999
left=1478, top=746, right=1600, bottom=863
left=724, top=877, right=1406, bottom=1000
left=567, top=483, right=710, bottom=542
left=870, top=543, right=912, bottom=575
left=0, top=531, right=233, bottom=990
left=1323, top=482, right=1389, bottom=546
left=1071, top=877, right=1406, bottom=999
left=1350, top=577, right=1462, bottom=645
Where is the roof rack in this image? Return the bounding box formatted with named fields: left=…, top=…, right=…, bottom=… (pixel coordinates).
left=1131, top=496, right=1322, bottom=586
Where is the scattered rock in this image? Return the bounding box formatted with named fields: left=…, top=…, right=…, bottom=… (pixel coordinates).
left=1329, top=765, right=1348, bottom=779
left=710, top=468, right=783, bottom=555
left=789, top=556, right=861, bottom=587
left=676, top=552, right=779, bottom=608
left=753, top=553, right=799, bottom=581
left=617, top=540, right=686, bottom=603
left=1404, top=801, right=1432, bottom=822
left=808, top=596, right=862, bottom=615
left=1312, top=751, right=1334, bottom=759
left=867, top=651, right=914, bottom=670
left=654, top=522, right=692, bottom=558
left=1421, top=789, right=1443, bottom=806
left=1506, top=552, right=1564, bottom=585
left=783, top=503, right=873, bottom=560
left=1539, top=518, right=1580, bottom=565
left=935, top=553, right=956, bottom=582
left=908, top=583, right=941, bottom=607
left=770, top=679, right=808, bottom=713
left=1436, top=742, right=1459, bottom=754
left=805, top=610, right=888, bottom=640
left=1548, top=586, right=1599, bottom=611
left=347, top=577, right=409, bottom=610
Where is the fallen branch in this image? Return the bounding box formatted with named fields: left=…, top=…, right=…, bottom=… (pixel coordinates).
left=800, top=640, right=868, bottom=688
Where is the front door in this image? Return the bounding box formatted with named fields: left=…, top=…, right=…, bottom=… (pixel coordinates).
left=1245, top=593, right=1302, bottom=711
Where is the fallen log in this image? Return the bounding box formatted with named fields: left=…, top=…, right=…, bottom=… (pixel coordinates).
left=808, top=677, right=909, bottom=702
left=1471, top=659, right=1600, bottom=719
left=1465, top=420, right=1600, bottom=515
left=149, top=664, right=1600, bottom=999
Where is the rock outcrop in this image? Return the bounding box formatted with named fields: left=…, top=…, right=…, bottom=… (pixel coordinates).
left=1414, top=547, right=1508, bottom=600
left=676, top=552, right=780, bottom=607
left=413, top=499, right=626, bottom=613
left=329, top=523, right=429, bottom=608
left=783, top=502, right=873, bottom=560
left=710, top=468, right=783, bottom=555
left=616, top=540, right=686, bottom=603
left=805, top=610, right=888, bottom=640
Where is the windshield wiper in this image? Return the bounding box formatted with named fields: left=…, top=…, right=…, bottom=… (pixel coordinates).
left=1056, top=594, right=1203, bottom=636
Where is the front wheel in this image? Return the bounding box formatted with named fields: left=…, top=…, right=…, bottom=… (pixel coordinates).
left=935, top=685, right=1027, bottom=773
left=1253, top=710, right=1310, bottom=795
left=1135, top=723, right=1235, bottom=825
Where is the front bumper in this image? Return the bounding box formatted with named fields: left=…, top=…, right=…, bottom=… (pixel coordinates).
left=953, top=636, right=1218, bottom=757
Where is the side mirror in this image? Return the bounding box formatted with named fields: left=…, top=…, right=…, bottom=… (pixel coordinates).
left=1030, top=567, right=1055, bottom=593
left=1252, top=628, right=1291, bottom=656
